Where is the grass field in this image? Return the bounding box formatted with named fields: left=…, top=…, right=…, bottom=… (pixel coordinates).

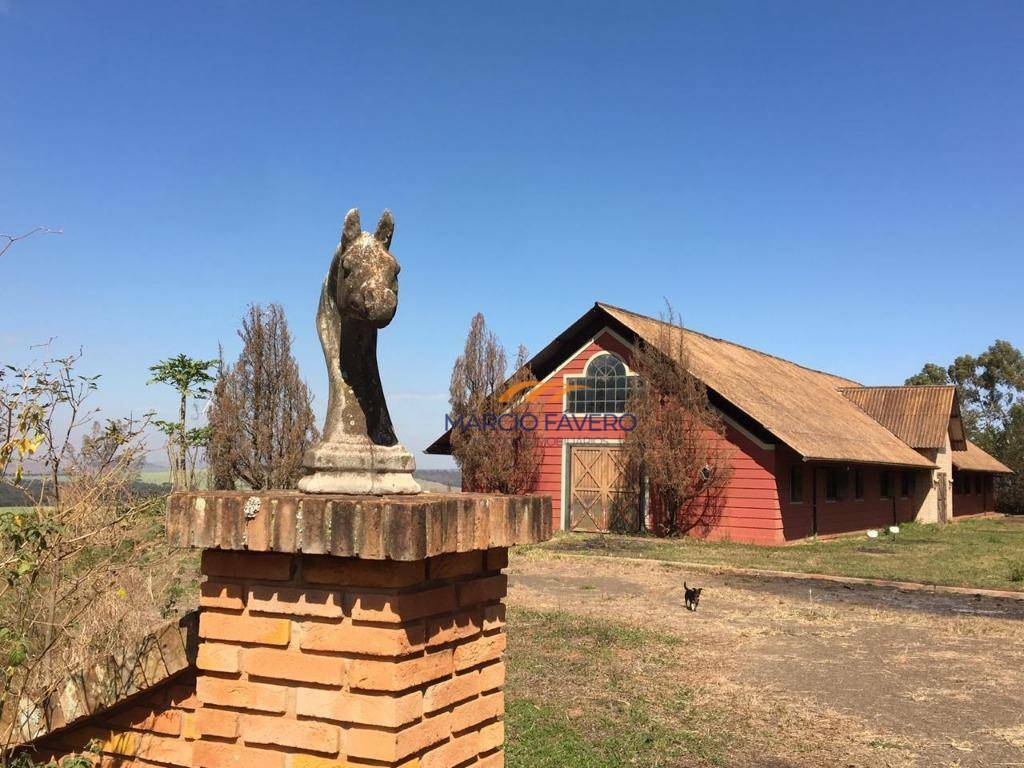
left=137, top=468, right=174, bottom=484
left=137, top=468, right=211, bottom=487
left=528, top=517, right=1024, bottom=591
left=505, top=608, right=729, bottom=767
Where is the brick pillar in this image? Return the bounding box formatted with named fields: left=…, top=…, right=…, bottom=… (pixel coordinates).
left=168, top=492, right=550, bottom=768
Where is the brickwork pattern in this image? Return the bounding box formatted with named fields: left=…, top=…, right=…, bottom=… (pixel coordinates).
left=29, top=674, right=200, bottom=768
left=192, top=548, right=510, bottom=768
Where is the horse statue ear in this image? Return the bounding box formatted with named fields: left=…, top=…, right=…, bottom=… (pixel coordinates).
left=375, top=210, right=394, bottom=249
left=341, top=208, right=361, bottom=253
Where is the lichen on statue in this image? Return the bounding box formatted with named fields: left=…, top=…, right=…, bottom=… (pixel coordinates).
left=298, top=208, right=420, bottom=495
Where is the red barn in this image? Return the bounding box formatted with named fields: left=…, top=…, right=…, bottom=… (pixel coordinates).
left=428, top=303, right=1012, bottom=544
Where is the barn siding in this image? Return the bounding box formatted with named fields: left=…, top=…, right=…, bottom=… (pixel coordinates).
left=532, top=330, right=785, bottom=544
left=23, top=672, right=197, bottom=768
left=952, top=471, right=997, bottom=516
left=695, top=421, right=783, bottom=544
left=775, top=449, right=931, bottom=539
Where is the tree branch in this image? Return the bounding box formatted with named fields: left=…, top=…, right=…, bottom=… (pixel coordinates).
left=0, top=227, right=63, bottom=259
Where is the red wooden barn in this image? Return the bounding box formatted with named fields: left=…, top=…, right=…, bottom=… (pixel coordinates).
left=427, top=303, right=1013, bottom=544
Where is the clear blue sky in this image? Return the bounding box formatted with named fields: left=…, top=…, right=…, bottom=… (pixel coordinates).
left=2, top=1, right=1022, bottom=469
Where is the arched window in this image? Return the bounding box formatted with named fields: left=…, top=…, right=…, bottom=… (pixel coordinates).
left=566, top=353, right=634, bottom=414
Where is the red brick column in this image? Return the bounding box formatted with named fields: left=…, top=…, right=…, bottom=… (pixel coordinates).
left=166, top=491, right=550, bottom=768
left=192, top=548, right=510, bottom=768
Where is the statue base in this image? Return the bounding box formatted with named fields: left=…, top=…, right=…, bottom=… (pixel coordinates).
left=298, top=441, right=421, bottom=495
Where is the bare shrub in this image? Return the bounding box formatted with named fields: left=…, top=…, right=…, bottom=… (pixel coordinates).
left=0, top=353, right=193, bottom=757
left=622, top=304, right=733, bottom=536
left=206, top=303, right=318, bottom=490
left=449, top=315, right=541, bottom=494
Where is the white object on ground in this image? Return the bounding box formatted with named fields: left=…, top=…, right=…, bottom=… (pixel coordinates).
left=866, top=529, right=879, bottom=538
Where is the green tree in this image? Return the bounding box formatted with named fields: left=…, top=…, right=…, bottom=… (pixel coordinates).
left=904, top=363, right=950, bottom=386
left=951, top=341, right=1024, bottom=439
left=148, top=354, right=217, bottom=490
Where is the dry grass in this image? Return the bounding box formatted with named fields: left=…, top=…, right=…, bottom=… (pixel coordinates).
left=988, top=724, right=1024, bottom=749
left=507, top=555, right=927, bottom=767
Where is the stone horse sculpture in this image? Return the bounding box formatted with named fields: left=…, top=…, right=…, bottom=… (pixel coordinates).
left=298, top=208, right=420, bottom=494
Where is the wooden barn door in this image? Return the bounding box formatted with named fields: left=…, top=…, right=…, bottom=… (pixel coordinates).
left=569, top=445, right=638, bottom=532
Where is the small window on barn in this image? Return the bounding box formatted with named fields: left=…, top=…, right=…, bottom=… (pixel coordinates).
left=953, top=473, right=964, bottom=495
left=825, top=469, right=841, bottom=502
left=901, top=471, right=914, bottom=498
left=854, top=469, right=864, bottom=501
left=566, top=353, right=634, bottom=414
left=880, top=471, right=892, bottom=499
left=974, top=475, right=982, bottom=495
left=790, top=465, right=803, bottom=503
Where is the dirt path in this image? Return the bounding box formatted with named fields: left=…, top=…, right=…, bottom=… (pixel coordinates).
left=509, top=551, right=1024, bottom=768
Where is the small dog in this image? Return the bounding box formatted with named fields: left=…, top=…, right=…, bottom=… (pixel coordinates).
left=684, top=582, right=702, bottom=612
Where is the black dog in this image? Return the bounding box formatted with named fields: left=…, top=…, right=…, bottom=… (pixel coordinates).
left=684, top=582, right=702, bottom=612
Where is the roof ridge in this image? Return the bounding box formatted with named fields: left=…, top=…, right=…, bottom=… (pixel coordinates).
left=841, top=384, right=955, bottom=392
left=596, top=301, right=862, bottom=387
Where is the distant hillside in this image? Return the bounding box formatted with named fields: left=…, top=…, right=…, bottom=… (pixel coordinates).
left=0, top=480, right=39, bottom=506
left=1, top=477, right=171, bottom=506
left=3, top=468, right=462, bottom=505
left=414, top=469, right=461, bottom=490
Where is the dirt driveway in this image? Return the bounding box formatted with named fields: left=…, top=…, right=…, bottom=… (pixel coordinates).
left=509, top=550, right=1024, bottom=768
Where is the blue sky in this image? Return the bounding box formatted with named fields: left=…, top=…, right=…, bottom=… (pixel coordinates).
left=2, top=1, right=1022, bottom=469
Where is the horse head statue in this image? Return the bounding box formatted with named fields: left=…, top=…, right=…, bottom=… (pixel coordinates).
left=298, top=208, right=420, bottom=495
left=333, top=209, right=399, bottom=328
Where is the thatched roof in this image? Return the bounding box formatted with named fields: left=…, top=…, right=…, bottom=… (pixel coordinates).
left=839, top=385, right=965, bottom=450
left=598, top=304, right=934, bottom=469
left=953, top=440, right=1014, bottom=474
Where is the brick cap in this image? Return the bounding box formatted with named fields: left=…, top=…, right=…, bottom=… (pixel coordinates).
left=167, top=491, right=552, bottom=560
